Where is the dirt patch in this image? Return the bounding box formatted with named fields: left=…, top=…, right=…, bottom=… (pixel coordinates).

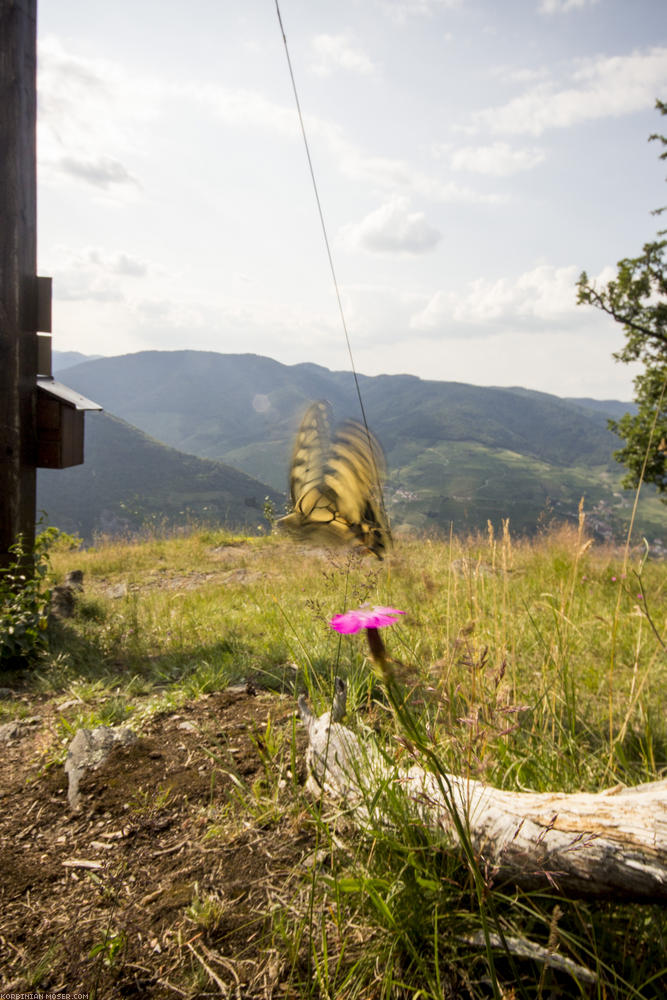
left=0, top=688, right=316, bottom=997
left=92, top=543, right=273, bottom=597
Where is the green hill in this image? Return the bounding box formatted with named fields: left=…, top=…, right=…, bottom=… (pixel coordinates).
left=55, top=350, right=620, bottom=468
left=37, top=411, right=283, bottom=542
left=52, top=350, right=664, bottom=543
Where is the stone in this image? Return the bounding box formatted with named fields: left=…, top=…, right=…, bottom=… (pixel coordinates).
left=65, top=725, right=137, bottom=811
left=50, top=584, right=76, bottom=619
left=0, top=717, right=40, bottom=742
left=65, top=570, right=84, bottom=591
left=0, top=721, right=24, bottom=742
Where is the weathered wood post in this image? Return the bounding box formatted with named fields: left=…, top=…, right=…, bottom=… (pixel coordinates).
left=0, top=0, right=38, bottom=572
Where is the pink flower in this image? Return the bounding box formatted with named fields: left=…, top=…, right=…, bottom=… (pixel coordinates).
left=329, top=605, right=405, bottom=634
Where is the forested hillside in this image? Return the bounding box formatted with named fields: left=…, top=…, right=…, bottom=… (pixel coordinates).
left=37, top=411, right=282, bottom=542
left=50, top=350, right=664, bottom=543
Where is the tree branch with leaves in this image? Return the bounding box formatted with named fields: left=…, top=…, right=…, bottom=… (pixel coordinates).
left=577, top=99, right=667, bottom=497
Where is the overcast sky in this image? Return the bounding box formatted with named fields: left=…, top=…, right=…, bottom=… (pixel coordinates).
left=37, top=0, right=667, bottom=400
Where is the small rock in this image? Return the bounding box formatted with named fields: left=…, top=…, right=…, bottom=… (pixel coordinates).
left=302, top=848, right=330, bottom=869
left=106, top=582, right=128, bottom=599
left=65, top=569, right=84, bottom=591
left=0, top=716, right=40, bottom=742
left=227, top=682, right=250, bottom=695
left=65, top=725, right=137, bottom=811
left=0, top=721, right=23, bottom=742
left=50, top=585, right=76, bottom=619
left=57, top=698, right=83, bottom=711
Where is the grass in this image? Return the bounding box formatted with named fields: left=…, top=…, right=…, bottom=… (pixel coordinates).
left=6, top=517, right=667, bottom=997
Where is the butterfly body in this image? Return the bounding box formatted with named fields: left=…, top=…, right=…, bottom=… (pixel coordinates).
left=277, top=401, right=391, bottom=559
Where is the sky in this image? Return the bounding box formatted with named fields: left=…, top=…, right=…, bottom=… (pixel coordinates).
left=36, top=0, right=667, bottom=400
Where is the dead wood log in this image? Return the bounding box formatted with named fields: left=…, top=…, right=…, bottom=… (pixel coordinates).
left=298, top=684, right=667, bottom=902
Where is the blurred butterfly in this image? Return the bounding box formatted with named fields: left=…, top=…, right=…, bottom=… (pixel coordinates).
left=276, top=400, right=391, bottom=559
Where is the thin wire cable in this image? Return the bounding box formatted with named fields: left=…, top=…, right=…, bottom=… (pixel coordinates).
left=274, top=3, right=362, bottom=410
left=274, top=9, right=394, bottom=980
left=274, top=0, right=389, bottom=524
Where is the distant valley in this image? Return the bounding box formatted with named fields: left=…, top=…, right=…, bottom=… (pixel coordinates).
left=38, top=409, right=283, bottom=542
left=41, top=349, right=664, bottom=546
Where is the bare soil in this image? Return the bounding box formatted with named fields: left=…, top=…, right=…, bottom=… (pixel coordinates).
left=0, top=687, right=317, bottom=998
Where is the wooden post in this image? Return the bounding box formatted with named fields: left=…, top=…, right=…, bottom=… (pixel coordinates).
left=0, top=0, right=38, bottom=572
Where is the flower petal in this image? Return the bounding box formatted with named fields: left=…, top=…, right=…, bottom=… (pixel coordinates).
left=370, top=606, right=405, bottom=620
left=329, top=610, right=365, bottom=633
left=329, top=605, right=405, bottom=633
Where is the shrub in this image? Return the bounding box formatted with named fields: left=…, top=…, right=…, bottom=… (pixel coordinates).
left=0, top=533, right=53, bottom=667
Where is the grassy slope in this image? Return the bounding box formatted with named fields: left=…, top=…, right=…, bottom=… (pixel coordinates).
left=3, top=524, right=665, bottom=997
left=388, top=439, right=667, bottom=541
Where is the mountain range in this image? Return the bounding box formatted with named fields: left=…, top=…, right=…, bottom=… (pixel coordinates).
left=40, top=349, right=664, bottom=546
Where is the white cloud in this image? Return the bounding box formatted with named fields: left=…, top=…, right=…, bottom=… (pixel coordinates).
left=341, top=197, right=442, bottom=253
left=38, top=36, right=497, bottom=220
left=51, top=246, right=148, bottom=302
left=179, top=80, right=296, bottom=137
left=310, top=34, right=377, bottom=77
left=449, top=141, right=546, bottom=175
left=127, top=292, right=347, bottom=364
left=38, top=38, right=113, bottom=118
left=170, top=73, right=475, bottom=211
left=57, top=276, right=124, bottom=304
left=539, top=0, right=599, bottom=13
left=411, top=263, right=592, bottom=332
left=37, top=37, right=158, bottom=192
left=472, top=46, right=667, bottom=136
left=336, top=146, right=505, bottom=203
left=38, top=36, right=297, bottom=152
left=377, top=0, right=462, bottom=23
left=353, top=326, right=637, bottom=398
left=182, top=82, right=501, bottom=204
left=38, top=38, right=155, bottom=141
left=90, top=250, right=148, bottom=277
left=38, top=36, right=299, bottom=150
left=58, top=155, right=139, bottom=189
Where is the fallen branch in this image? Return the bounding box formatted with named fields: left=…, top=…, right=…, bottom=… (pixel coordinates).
left=463, top=931, right=597, bottom=984
left=298, top=682, right=667, bottom=902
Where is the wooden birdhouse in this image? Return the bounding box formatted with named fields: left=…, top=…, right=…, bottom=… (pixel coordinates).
left=36, top=377, right=102, bottom=469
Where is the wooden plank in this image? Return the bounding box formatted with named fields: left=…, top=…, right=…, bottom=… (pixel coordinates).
left=0, top=0, right=38, bottom=572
